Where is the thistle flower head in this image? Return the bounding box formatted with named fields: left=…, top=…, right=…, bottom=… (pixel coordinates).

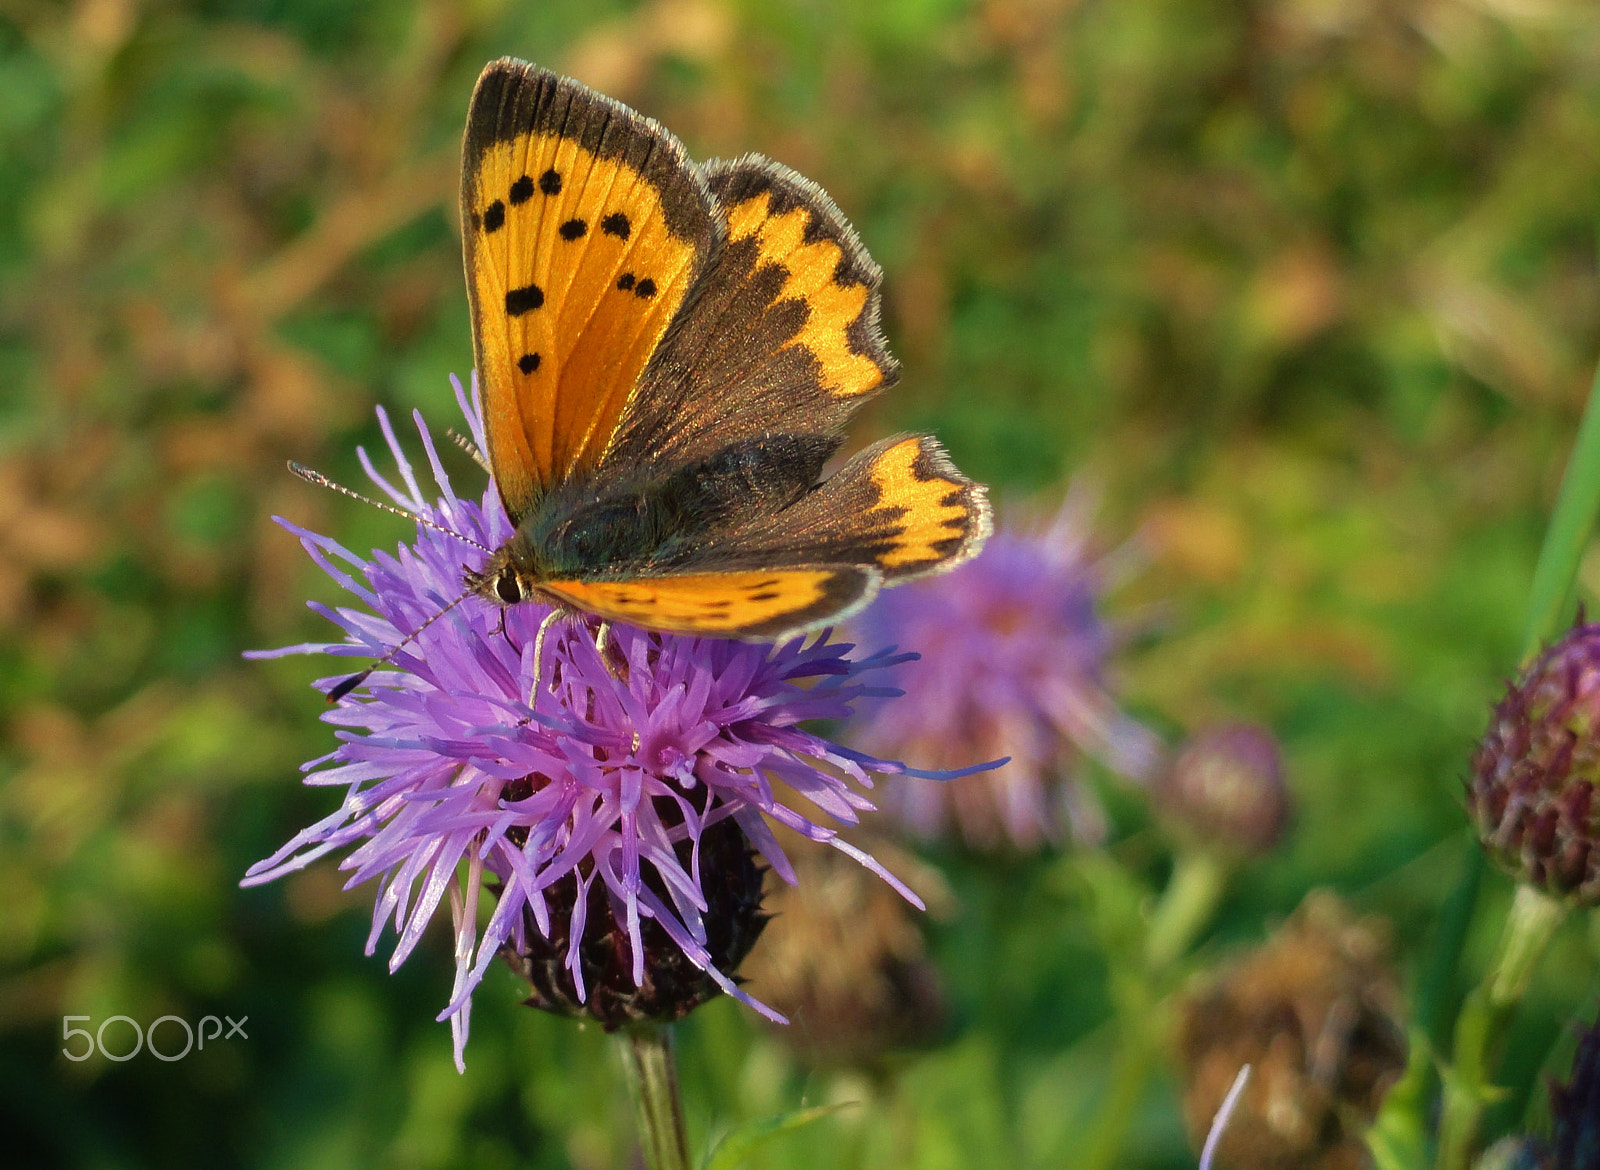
left=246, top=376, right=939, bottom=1069
left=1470, top=621, right=1600, bottom=903
left=1177, top=892, right=1407, bottom=1170
left=847, top=490, right=1160, bottom=848
left=740, top=830, right=950, bottom=1068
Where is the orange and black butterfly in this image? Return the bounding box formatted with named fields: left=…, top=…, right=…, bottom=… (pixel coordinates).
left=445, top=59, right=990, bottom=647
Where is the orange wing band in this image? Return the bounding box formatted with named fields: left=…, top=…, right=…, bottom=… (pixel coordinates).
left=540, top=568, right=878, bottom=639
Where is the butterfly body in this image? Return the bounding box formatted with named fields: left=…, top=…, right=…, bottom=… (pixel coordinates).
left=457, top=58, right=991, bottom=640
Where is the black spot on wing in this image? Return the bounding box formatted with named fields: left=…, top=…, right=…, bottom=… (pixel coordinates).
left=559, top=218, right=587, bottom=240
left=517, top=353, right=541, bottom=374
left=617, top=273, right=635, bottom=290
left=634, top=278, right=656, bottom=298
left=506, top=285, right=545, bottom=316
left=462, top=59, right=719, bottom=244
left=601, top=212, right=631, bottom=239
left=483, top=200, right=505, bottom=233
left=539, top=168, right=562, bottom=195
left=509, top=174, right=534, bottom=204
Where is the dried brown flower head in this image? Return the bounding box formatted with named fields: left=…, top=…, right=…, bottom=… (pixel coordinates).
left=1177, top=892, right=1408, bottom=1170
left=740, top=831, right=951, bottom=1068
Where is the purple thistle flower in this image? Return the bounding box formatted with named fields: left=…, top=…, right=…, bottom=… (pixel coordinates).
left=847, top=489, right=1161, bottom=848
left=1470, top=619, right=1600, bottom=903
left=245, top=375, right=945, bottom=1070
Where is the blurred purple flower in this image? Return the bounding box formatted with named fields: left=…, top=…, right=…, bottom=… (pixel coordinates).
left=1547, top=1012, right=1600, bottom=1170
left=245, top=376, right=943, bottom=1069
left=848, top=489, right=1161, bottom=848
left=1486, top=1011, right=1600, bottom=1170
left=1158, top=723, right=1292, bottom=858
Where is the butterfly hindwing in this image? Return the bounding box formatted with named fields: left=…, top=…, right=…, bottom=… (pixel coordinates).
left=681, top=434, right=991, bottom=585
left=536, top=434, right=987, bottom=640
left=602, top=157, right=898, bottom=470
left=461, top=59, right=721, bottom=520
left=540, top=567, right=880, bottom=638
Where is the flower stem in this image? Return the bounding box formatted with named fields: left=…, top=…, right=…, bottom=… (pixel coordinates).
left=1146, top=848, right=1227, bottom=973
left=1433, top=884, right=1566, bottom=1170
left=1081, top=848, right=1227, bottom=1170
left=1367, top=843, right=1484, bottom=1170
left=622, top=1024, right=692, bottom=1170
left=1080, top=1022, right=1161, bottom=1170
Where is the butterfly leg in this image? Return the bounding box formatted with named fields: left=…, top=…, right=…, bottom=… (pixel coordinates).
left=592, top=620, right=621, bottom=683
left=528, top=607, right=565, bottom=705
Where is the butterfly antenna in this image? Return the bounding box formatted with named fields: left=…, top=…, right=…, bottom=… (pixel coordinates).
left=287, top=461, right=492, bottom=553
left=327, top=588, right=474, bottom=702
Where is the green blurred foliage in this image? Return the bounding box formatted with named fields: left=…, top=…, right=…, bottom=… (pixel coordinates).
left=2, top=0, right=1599, bottom=1166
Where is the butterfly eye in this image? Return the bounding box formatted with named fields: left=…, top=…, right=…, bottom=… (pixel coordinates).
left=494, top=569, right=523, bottom=604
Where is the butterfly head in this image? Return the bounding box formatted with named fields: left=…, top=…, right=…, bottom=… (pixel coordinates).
left=465, top=536, right=544, bottom=607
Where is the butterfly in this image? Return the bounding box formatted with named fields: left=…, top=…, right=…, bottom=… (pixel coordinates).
left=413, top=59, right=990, bottom=660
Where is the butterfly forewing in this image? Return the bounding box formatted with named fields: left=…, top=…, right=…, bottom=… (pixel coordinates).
left=603, top=158, right=899, bottom=471
left=461, top=59, right=720, bottom=519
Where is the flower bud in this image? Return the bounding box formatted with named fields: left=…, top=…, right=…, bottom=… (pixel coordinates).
left=1158, top=723, right=1291, bottom=857
left=1469, top=623, right=1600, bottom=903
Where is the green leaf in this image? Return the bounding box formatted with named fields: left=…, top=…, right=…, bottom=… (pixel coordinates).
left=1521, top=358, right=1600, bottom=659
left=699, top=1103, right=855, bottom=1170
left=1365, top=1029, right=1435, bottom=1170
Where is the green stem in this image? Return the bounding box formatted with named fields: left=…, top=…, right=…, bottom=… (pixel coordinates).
left=1146, top=848, right=1227, bottom=973
left=1081, top=848, right=1228, bottom=1170
left=1433, top=885, right=1566, bottom=1170
left=622, top=1024, right=692, bottom=1170
left=1079, top=1023, right=1160, bottom=1170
